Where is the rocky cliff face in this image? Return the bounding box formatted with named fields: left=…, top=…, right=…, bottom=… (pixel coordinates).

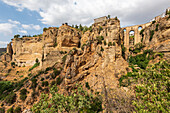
left=142, top=16, right=170, bottom=60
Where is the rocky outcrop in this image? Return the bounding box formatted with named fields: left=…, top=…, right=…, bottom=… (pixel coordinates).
left=57, top=24, right=81, bottom=47
left=81, top=17, right=121, bottom=45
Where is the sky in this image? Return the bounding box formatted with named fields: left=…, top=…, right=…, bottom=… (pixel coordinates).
left=0, top=0, right=169, bottom=48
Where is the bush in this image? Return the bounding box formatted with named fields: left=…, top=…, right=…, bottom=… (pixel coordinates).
left=40, top=78, right=44, bottom=81
left=96, top=36, right=104, bottom=45
left=4, top=92, right=16, bottom=105
left=42, top=81, right=49, bottom=87
left=149, top=30, right=154, bottom=41
left=85, top=82, right=90, bottom=89
left=11, top=62, right=15, bottom=67
left=155, top=24, right=159, bottom=31
left=29, top=62, right=40, bottom=71
left=56, top=76, right=63, bottom=85
left=20, top=95, right=27, bottom=101
left=43, top=27, right=48, bottom=32
left=113, top=42, right=115, bottom=46
left=62, top=55, right=67, bottom=65
left=14, top=106, right=21, bottom=113
left=129, top=49, right=154, bottom=69
left=121, top=45, right=126, bottom=59
left=53, top=69, right=61, bottom=76
left=7, top=107, right=13, bottom=113
left=20, top=88, right=27, bottom=95
left=108, top=42, right=112, bottom=46
left=104, top=40, right=107, bottom=45
left=0, top=107, right=5, bottom=113
left=20, top=88, right=27, bottom=101
left=32, top=85, right=102, bottom=113
left=100, top=46, right=104, bottom=52
left=152, top=20, right=156, bottom=24
left=31, top=78, right=38, bottom=89
left=119, top=61, right=170, bottom=112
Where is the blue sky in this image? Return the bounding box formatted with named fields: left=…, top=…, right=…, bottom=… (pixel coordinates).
left=0, top=0, right=169, bottom=48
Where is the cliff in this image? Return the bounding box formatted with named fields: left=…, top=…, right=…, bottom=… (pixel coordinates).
left=0, top=13, right=169, bottom=112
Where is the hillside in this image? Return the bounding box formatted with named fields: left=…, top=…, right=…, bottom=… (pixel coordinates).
left=0, top=48, right=6, bottom=56
left=0, top=11, right=169, bottom=113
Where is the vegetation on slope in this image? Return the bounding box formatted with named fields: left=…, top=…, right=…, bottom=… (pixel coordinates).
left=32, top=84, right=102, bottom=113
left=119, top=60, right=170, bottom=112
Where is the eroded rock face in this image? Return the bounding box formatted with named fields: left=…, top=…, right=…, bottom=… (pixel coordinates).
left=12, top=36, right=43, bottom=67
left=57, top=25, right=81, bottom=47
left=81, top=17, right=121, bottom=45
left=143, top=16, right=170, bottom=45
left=63, top=41, right=128, bottom=92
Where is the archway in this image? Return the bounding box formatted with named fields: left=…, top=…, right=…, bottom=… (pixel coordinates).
left=138, top=26, right=142, bottom=31
left=123, top=29, right=126, bottom=32
left=129, top=30, right=135, bottom=46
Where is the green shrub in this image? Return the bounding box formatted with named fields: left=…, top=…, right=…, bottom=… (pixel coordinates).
left=38, top=86, right=42, bottom=91
left=29, top=62, right=40, bottom=71
left=104, top=40, right=107, bottom=45
left=51, top=81, right=56, bottom=86
left=96, top=36, right=104, bottom=44
left=20, top=88, right=27, bottom=95
left=4, top=92, right=16, bottom=104
left=85, top=82, right=90, bottom=89
left=155, top=24, right=159, bottom=31
left=20, top=88, right=27, bottom=101
left=56, top=76, right=63, bottom=85
left=108, top=42, right=112, bottom=46
left=120, top=61, right=170, bottom=112
left=129, top=49, right=154, bottom=69
left=62, top=55, right=67, bottom=64
left=152, top=20, right=156, bottom=24
left=43, top=27, right=48, bottom=32
left=7, top=107, right=13, bottom=113
left=40, top=78, right=44, bottom=81
left=11, top=62, right=15, bottom=67
left=42, top=81, right=49, bottom=87
left=53, top=69, right=61, bottom=76
left=44, top=88, right=49, bottom=93
left=121, top=45, right=126, bottom=59
left=14, top=106, right=21, bottom=113
left=149, top=30, right=154, bottom=41
left=32, top=85, right=102, bottom=113
left=20, top=95, right=27, bottom=101
left=99, top=26, right=103, bottom=32
left=31, top=78, right=38, bottom=89
left=113, top=42, right=115, bottom=46
left=0, top=107, right=5, bottom=113
left=53, top=43, right=57, bottom=47
left=100, top=46, right=104, bottom=52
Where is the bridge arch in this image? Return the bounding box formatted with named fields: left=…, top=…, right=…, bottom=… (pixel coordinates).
left=138, top=26, right=142, bottom=31
left=122, top=22, right=152, bottom=56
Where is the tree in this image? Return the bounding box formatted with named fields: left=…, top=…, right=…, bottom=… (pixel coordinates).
left=79, top=24, right=83, bottom=31
left=14, top=34, right=20, bottom=38
left=108, top=15, right=110, bottom=19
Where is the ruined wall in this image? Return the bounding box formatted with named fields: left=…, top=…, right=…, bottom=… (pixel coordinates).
left=94, top=16, right=107, bottom=23
left=81, top=17, right=121, bottom=45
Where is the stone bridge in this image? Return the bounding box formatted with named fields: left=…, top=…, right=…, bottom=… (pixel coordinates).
left=122, top=22, right=151, bottom=50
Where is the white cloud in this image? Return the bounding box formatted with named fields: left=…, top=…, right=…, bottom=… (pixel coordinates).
left=8, top=19, right=20, bottom=25
left=18, top=30, right=27, bottom=34
left=32, top=25, right=41, bottom=30
left=0, top=23, right=17, bottom=36
left=2, top=0, right=170, bottom=26
left=0, top=41, right=8, bottom=48
left=22, top=24, right=31, bottom=29
left=21, top=24, right=41, bottom=30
